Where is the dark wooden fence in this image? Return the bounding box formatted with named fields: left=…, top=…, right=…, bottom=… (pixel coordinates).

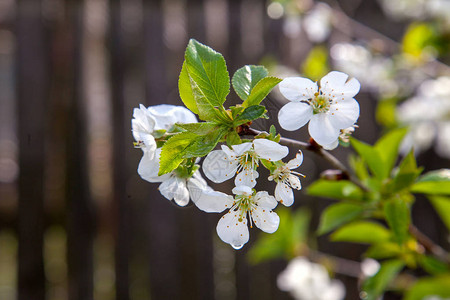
left=0, top=0, right=447, bottom=300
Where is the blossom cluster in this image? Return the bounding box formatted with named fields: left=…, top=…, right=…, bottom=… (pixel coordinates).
left=132, top=71, right=360, bottom=249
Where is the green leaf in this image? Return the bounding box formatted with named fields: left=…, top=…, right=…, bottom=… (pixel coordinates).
left=232, top=65, right=268, bottom=100
left=242, top=76, right=281, bottom=108
left=159, top=132, right=199, bottom=175
left=428, top=196, right=450, bottom=231
left=390, top=150, right=422, bottom=192
left=175, top=122, right=219, bottom=135
left=179, top=62, right=200, bottom=115
left=331, top=221, right=390, bottom=244
left=374, top=128, right=409, bottom=175
left=376, top=99, right=398, bottom=128
left=404, top=275, right=450, bottom=300
left=366, top=242, right=402, bottom=259
left=226, top=130, right=241, bottom=147
left=183, top=126, right=229, bottom=158
left=307, top=180, right=364, bottom=201
left=362, top=259, right=405, bottom=300
left=317, top=203, right=364, bottom=235
left=181, top=39, right=230, bottom=121
left=384, top=198, right=411, bottom=245
left=351, top=138, right=387, bottom=179
left=234, top=105, right=267, bottom=126
left=301, top=46, right=329, bottom=80
left=412, top=169, right=450, bottom=195
left=419, top=255, right=450, bottom=275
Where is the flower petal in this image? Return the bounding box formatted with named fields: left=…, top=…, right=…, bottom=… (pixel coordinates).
left=322, top=139, right=339, bottom=150
left=229, top=142, right=252, bottom=156
left=232, top=185, right=253, bottom=196
left=148, top=104, right=197, bottom=130
left=235, top=167, right=259, bottom=188
left=328, top=98, right=360, bottom=129
left=202, top=150, right=238, bottom=183
left=286, top=151, right=303, bottom=169
left=252, top=206, right=280, bottom=233
left=279, top=77, right=317, bottom=102
left=275, top=182, right=295, bottom=206
left=320, top=71, right=360, bottom=99
left=188, top=179, right=234, bottom=213
left=137, top=150, right=170, bottom=182
left=254, top=191, right=278, bottom=209
left=278, top=102, right=313, bottom=131
left=216, top=210, right=249, bottom=248
left=253, top=139, right=289, bottom=161
left=308, top=113, right=340, bottom=146
left=158, top=176, right=187, bottom=204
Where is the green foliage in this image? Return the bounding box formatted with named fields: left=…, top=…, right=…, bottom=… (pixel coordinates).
left=388, top=150, right=422, bottom=193
left=376, top=98, right=398, bottom=128
left=419, top=255, right=450, bottom=275
left=307, top=180, right=364, bottom=201
left=412, top=169, right=450, bottom=195
left=301, top=46, right=329, bottom=81
left=402, top=22, right=435, bottom=60
left=374, top=128, right=409, bottom=175
left=362, top=259, right=405, bottom=300
left=317, top=203, right=364, bottom=235
left=232, top=65, right=268, bottom=100
left=383, top=198, right=410, bottom=245
left=233, top=105, right=267, bottom=126
left=404, top=275, right=450, bottom=300
left=242, top=77, right=282, bottom=108
left=331, top=221, right=391, bottom=244
left=248, top=208, right=310, bottom=264
left=351, top=138, right=387, bottom=179
left=428, top=196, right=450, bottom=231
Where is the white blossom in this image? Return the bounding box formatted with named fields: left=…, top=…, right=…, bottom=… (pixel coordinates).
left=322, top=125, right=358, bottom=150
left=132, top=104, right=158, bottom=159
left=277, top=257, right=345, bottom=300
left=138, top=148, right=208, bottom=206
left=278, top=71, right=360, bottom=147
left=189, top=184, right=279, bottom=249
left=202, top=139, right=289, bottom=188
left=303, top=2, right=332, bottom=43
left=268, top=151, right=304, bottom=206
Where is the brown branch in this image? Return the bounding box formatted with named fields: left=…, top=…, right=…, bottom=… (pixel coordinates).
left=409, top=224, right=450, bottom=264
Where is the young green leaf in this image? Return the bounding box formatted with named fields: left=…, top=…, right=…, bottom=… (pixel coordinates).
left=331, top=221, right=391, bottom=244
left=158, top=132, right=199, bottom=175
left=233, top=105, right=267, bottom=126
left=374, top=128, right=409, bottom=174
left=383, top=198, right=411, bottom=245
left=366, top=242, right=402, bottom=259
left=411, top=169, right=450, bottom=195
left=390, top=150, right=422, bottom=192
left=179, top=62, right=200, bottom=115
left=242, top=77, right=282, bottom=108
left=419, top=255, right=450, bottom=275
left=428, top=196, right=450, bottom=231
left=175, top=122, right=219, bottom=135
left=351, top=138, right=387, bottom=179
left=232, top=65, right=268, bottom=100
left=317, top=203, right=364, bottom=235
left=226, top=130, right=241, bottom=147
left=362, top=259, right=405, bottom=300
left=404, top=274, right=450, bottom=300
left=307, top=180, right=364, bottom=201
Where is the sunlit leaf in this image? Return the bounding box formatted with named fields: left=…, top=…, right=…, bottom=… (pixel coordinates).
left=232, top=65, right=268, bottom=100
left=317, top=203, right=364, bottom=235
left=307, top=180, right=364, bottom=201
left=384, top=198, right=410, bottom=245
left=242, top=77, right=281, bottom=108
left=412, top=169, right=450, bottom=195
left=351, top=138, right=387, bottom=180
left=331, top=221, right=390, bottom=244
left=374, top=128, right=409, bottom=175
left=404, top=275, right=450, bottom=300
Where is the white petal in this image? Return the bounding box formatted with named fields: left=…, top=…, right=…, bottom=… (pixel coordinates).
left=137, top=150, right=170, bottom=182
left=278, top=102, right=313, bottom=131
left=328, top=98, right=360, bottom=129
left=173, top=180, right=190, bottom=206
left=234, top=167, right=259, bottom=188
left=216, top=210, right=249, bottom=248
left=202, top=150, right=238, bottom=183
left=308, top=113, right=340, bottom=146
left=254, top=191, right=278, bottom=209
left=322, top=139, right=339, bottom=150
left=158, top=176, right=178, bottom=200
left=229, top=142, right=252, bottom=156
left=320, top=71, right=360, bottom=99
left=253, top=139, right=289, bottom=161
left=188, top=180, right=234, bottom=213
left=148, top=104, right=197, bottom=130
left=232, top=185, right=253, bottom=196
left=275, top=182, right=295, bottom=206
left=279, top=77, right=318, bottom=102
left=288, top=174, right=301, bottom=190
left=286, top=151, right=303, bottom=169
left=251, top=206, right=280, bottom=233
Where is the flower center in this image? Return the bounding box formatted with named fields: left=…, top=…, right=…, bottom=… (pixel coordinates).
left=311, top=92, right=331, bottom=114
left=238, top=150, right=259, bottom=171
left=234, top=194, right=255, bottom=222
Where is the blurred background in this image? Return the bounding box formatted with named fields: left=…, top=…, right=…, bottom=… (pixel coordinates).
left=0, top=0, right=449, bottom=299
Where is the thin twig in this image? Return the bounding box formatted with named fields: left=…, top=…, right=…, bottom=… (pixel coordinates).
left=409, top=224, right=450, bottom=264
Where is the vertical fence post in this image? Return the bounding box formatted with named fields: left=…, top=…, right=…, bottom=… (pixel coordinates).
left=16, top=1, right=48, bottom=299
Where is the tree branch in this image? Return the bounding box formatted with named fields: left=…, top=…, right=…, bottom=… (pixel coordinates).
left=409, top=224, right=450, bottom=264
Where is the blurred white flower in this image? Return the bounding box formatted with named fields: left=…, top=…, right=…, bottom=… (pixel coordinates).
left=202, top=139, right=289, bottom=188
left=361, top=258, right=381, bottom=277
left=379, top=0, right=428, bottom=20
left=189, top=184, right=279, bottom=249
left=268, top=151, right=304, bottom=206
left=278, top=71, right=360, bottom=146
left=277, top=257, right=345, bottom=300
left=397, top=76, right=450, bottom=158
left=303, top=2, right=332, bottom=43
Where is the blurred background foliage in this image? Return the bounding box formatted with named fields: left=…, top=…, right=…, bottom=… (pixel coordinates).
left=0, top=0, right=449, bottom=299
